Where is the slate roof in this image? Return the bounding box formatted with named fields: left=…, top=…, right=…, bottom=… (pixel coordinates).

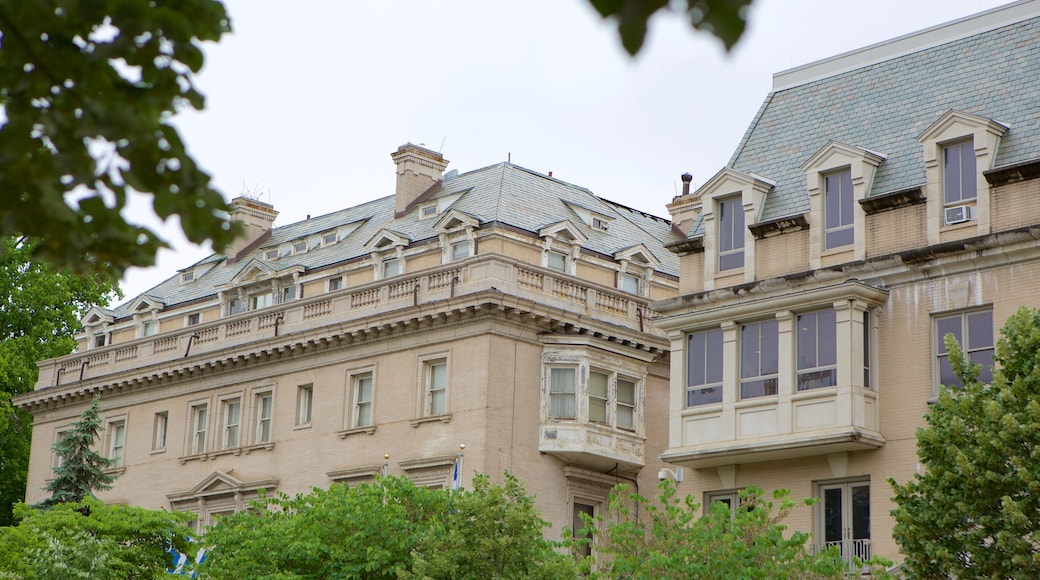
left=113, top=163, right=680, bottom=317
left=689, top=7, right=1040, bottom=235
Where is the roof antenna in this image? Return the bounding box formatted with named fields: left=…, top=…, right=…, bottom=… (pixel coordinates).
left=439, top=136, right=447, bottom=152
left=507, top=152, right=511, bottom=163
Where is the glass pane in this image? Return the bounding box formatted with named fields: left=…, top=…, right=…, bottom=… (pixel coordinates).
left=851, top=485, right=871, bottom=541
left=798, top=368, right=837, bottom=391
left=797, top=312, right=817, bottom=369
left=688, top=386, right=723, bottom=406
left=944, top=144, right=961, bottom=204
left=357, top=402, right=371, bottom=427
left=228, top=401, right=240, bottom=424
left=936, top=317, right=962, bottom=354
left=740, top=378, right=777, bottom=399
left=617, top=406, right=633, bottom=429
left=818, top=309, right=837, bottom=366
left=719, top=250, right=744, bottom=271
left=547, top=252, right=566, bottom=271
left=741, top=323, right=760, bottom=380
left=823, top=487, right=844, bottom=544
left=840, top=172, right=854, bottom=225
left=358, top=377, right=372, bottom=402
left=430, top=363, right=447, bottom=390
left=430, top=390, right=445, bottom=415
left=706, top=329, right=724, bottom=384
left=760, top=319, right=779, bottom=375
left=826, top=228, right=854, bottom=249
left=970, top=350, right=994, bottom=383
left=687, top=332, right=706, bottom=387
left=452, top=242, right=469, bottom=260
left=960, top=141, right=976, bottom=200
left=938, top=355, right=960, bottom=387
left=590, top=372, right=608, bottom=398
left=550, top=393, right=575, bottom=418
left=551, top=368, right=576, bottom=393
left=967, top=311, right=993, bottom=349
left=589, top=398, right=606, bottom=423
left=621, top=274, right=640, bottom=294
left=617, top=379, right=635, bottom=405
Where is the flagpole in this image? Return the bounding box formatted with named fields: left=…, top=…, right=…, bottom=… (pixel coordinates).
left=452, top=443, right=465, bottom=491
left=381, top=453, right=389, bottom=478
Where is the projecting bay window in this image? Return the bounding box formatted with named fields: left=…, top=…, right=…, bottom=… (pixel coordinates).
left=549, top=367, right=577, bottom=419
left=589, top=370, right=638, bottom=430
left=740, top=319, right=778, bottom=399
left=686, top=328, right=724, bottom=406
left=797, top=309, right=838, bottom=390
left=824, top=170, right=854, bottom=249
left=718, top=196, right=744, bottom=271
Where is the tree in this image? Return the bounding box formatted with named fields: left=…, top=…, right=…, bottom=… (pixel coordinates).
left=0, top=0, right=238, bottom=278
left=587, top=481, right=891, bottom=579
left=38, top=394, right=117, bottom=508
left=201, top=473, right=577, bottom=579
left=891, top=306, right=1040, bottom=577
left=0, top=498, right=197, bottom=579
left=586, top=0, right=753, bottom=56
left=0, top=237, right=118, bottom=525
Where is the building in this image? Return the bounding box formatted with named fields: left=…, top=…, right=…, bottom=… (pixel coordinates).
left=654, top=0, right=1040, bottom=569
left=17, top=143, right=682, bottom=537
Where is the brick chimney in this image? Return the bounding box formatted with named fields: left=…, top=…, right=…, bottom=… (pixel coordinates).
left=226, top=196, right=278, bottom=261
left=391, top=143, right=448, bottom=216
left=666, top=173, right=698, bottom=235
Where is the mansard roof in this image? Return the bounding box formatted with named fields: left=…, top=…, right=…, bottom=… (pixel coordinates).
left=111, top=162, right=681, bottom=317
left=688, top=2, right=1040, bottom=236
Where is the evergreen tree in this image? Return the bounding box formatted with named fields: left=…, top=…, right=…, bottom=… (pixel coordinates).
left=38, top=394, right=116, bottom=508
left=891, top=306, right=1040, bottom=577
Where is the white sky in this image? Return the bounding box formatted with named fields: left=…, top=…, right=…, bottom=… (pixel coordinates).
left=116, top=0, right=1011, bottom=303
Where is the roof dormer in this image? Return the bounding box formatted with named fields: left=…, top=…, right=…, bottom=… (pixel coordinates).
left=433, top=209, right=480, bottom=234
left=364, top=228, right=411, bottom=251
left=538, top=220, right=589, bottom=245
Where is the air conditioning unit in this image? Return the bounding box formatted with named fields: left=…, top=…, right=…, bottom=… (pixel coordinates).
left=944, top=205, right=976, bottom=225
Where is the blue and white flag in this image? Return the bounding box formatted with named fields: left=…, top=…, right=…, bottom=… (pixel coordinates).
left=451, top=453, right=463, bottom=491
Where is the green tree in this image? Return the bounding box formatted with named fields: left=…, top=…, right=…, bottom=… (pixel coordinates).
left=201, top=473, right=576, bottom=579
left=587, top=481, right=890, bottom=579
left=0, top=498, right=196, bottom=579
left=891, top=306, right=1040, bottom=577
left=0, top=237, right=118, bottom=525
left=0, top=0, right=238, bottom=278
left=586, top=0, right=753, bottom=56
left=38, top=394, right=116, bottom=508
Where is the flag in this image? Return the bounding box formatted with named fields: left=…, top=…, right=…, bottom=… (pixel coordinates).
left=451, top=453, right=463, bottom=491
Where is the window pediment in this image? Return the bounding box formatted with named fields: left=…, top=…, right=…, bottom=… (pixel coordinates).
left=696, top=167, right=775, bottom=210
left=800, top=141, right=885, bottom=176
left=613, top=244, right=660, bottom=269
left=228, top=259, right=302, bottom=286
left=917, top=109, right=1008, bottom=147
left=539, top=220, right=589, bottom=245
left=167, top=470, right=279, bottom=501
left=127, top=295, right=165, bottom=313
left=364, top=228, right=410, bottom=251
left=433, top=208, right=479, bottom=233
left=82, top=306, right=115, bottom=326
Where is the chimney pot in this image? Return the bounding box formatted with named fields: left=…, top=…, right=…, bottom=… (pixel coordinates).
left=681, top=173, right=693, bottom=196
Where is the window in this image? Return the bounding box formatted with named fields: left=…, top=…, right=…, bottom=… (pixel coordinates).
left=943, top=139, right=976, bottom=205
left=181, top=271, right=195, bottom=283
left=705, top=490, right=742, bottom=517
left=187, top=313, right=201, bottom=326
left=190, top=403, right=208, bottom=454
left=687, top=328, right=724, bottom=406
left=592, top=216, right=610, bottom=231
left=817, top=480, right=871, bottom=568
left=255, top=392, right=273, bottom=444
left=153, top=412, right=168, bottom=451
left=352, top=373, right=374, bottom=427
left=718, top=196, right=744, bottom=271
left=824, top=170, right=854, bottom=249
left=297, top=385, right=313, bottom=426
left=93, top=333, right=106, bottom=348
left=547, top=250, right=567, bottom=272
left=228, top=299, right=246, bottom=316
left=328, top=277, right=343, bottom=292
left=264, top=249, right=279, bottom=260
left=108, top=420, right=126, bottom=467
left=863, top=311, right=872, bottom=388
left=425, top=360, right=447, bottom=416
left=54, top=430, right=70, bottom=469
left=293, top=241, right=307, bottom=254
left=588, top=370, right=636, bottom=429
left=549, top=367, right=577, bottom=419
left=450, top=241, right=470, bottom=261
left=616, top=377, right=636, bottom=430
left=589, top=371, right=608, bottom=423
left=282, top=286, right=297, bottom=303
left=797, top=309, right=838, bottom=390
left=222, top=398, right=241, bottom=449
left=620, top=273, right=641, bottom=295
left=142, top=320, right=157, bottom=337
left=572, top=502, right=595, bottom=558
left=279, top=245, right=292, bottom=258
left=421, top=205, right=439, bottom=218
left=740, top=319, right=778, bottom=399
left=251, top=292, right=273, bottom=310
left=382, top=258, right=401, bottom=278
left=935, top=309, right=994, bottom=388
left=322, top=232, right=338, bottom=245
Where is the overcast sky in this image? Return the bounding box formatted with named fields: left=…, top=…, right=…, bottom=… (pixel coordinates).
left=117, top=0, right=1011, bottom=303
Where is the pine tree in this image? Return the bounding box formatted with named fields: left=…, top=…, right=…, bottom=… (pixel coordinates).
left=890, top=306, right=1040, bottom=577
left=38, top=394, right=117, bottom=508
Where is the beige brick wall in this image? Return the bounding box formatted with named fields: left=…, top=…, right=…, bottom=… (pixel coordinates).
left=866, top=205, right=926, bottom=258
left=757, top=230, right=810, bottom=279
left=992, top=179, right=1040, bottom=232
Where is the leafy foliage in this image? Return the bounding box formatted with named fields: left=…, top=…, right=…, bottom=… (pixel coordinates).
left=0, top=237, right=117, bottom=525
left=586, top=0, right=753, bottom=56
left=587, top=481, right=891, bottom=579
left=202, top=473, right=576, bottom=579
left=38, top=394, right=116, bottom=508
left=891, top=306, right=1040, bottom=577
left=0, top=498, right=196, bottom=579
left=0, top=0, right=238, bottom=277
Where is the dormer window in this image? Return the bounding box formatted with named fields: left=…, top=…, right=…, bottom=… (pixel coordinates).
left=293, top=241, right=307, bottom=254
left=943, top=139, right=976, bottom=206
left=181, top=271, right=195, bottom=283
left=450, top=241, right=471, bottom=261
left=382, top=258, right=401, bottom=278
left=547, top=250, right=567, bottom=272
left=186, top=313, right=201, bottom=326
left=142, top=320, right=157, bottom=337
left=282, top=286, right=297, bottom=303
left=620, top=273, right=641, bottom=294
left=718, top=196, right=744, bottom=271
left=591, top=216, right=610, bottom=231
left=264, top=249, right=279, bottom=261
left=328, top=277, right=343, bottom=291
left=228, top=299, right=246, bottom=316
left=251, top=292, right=273, bottom=310
left=322, top=232, right=338, bottom=246
left=824, top=170, right=854, bottom=249
left=421, top=205, right=439, bottom=218
left=93, top=333, right=107, bottom=348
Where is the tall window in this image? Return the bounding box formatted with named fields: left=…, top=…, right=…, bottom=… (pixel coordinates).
left=191, top=403, right=208, bottom=454
left=863, top=311, right=872, bottom=388
left=549, top=367, right=576, bottom=419
left=108, top=421, right=126, bottom=467
left=426, top=361, right=447, bottom=416
left=222, top=398, right=241, bottom=449
left=740, top=319, right=778, bottom=399
left=255, top=392, right=273, bottom=443
left=353, top=373, right=374, bottom=427
left=572, top=502, right=596, bottom=558
left=718, top=196, right=744, bottom=271
left=797, top=309, right=838, bottom=390
left=153, top=412, right=168, bottom=451
left=687, top=328, right=724, bottom=406
left=93, top=333, right=106, bottom=348
left=943, top=139, right=976, bottom=205
left=296, top=385, right=313, bottom=426
left=935, top=309, right=993, bottom=388
left=817, top=480, right=871, bottom=568
left=616, top=377, right=636, bottom=430
left=588, top=371, right=637, bottom=430
left=824, top=170, right=854, bottom=249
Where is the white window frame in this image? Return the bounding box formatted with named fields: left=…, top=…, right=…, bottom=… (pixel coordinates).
left=251, top=292, right=273, bottom=310
left=322, top=232, right=338, bottom=246
left=739, top=318, right=779, bottom=400
left=189, top=401, right=209, bottom=455
left=686, top=328, right=724, bottom=407
left=934, top=308, right=994, bottom=392
left=942, top=138, right=977, bottom=206
left=264, top=249, right=280, bottom=261
left=717, top=195, right=744, bottom=272
left=328, top=276, right=344, bottom=292
left=705, top=490, right=742, bottom=517
left=281, top=286, right=297, bottom=303
left=619, top=272, right=642, bottom=295
left=152, top=412, right=168, bottom=452
left=107, top=419, right=126, bottom=467
left=422, top=358, right=449, bottom=417
left=796, top=308, right=839, bottom=391
left=382, top=257, right=401, bottom=278
left=221, top=396, right=242, bottom=450
left=293, top=240, right=307, bottom=255
left=588, top=368, right=638, bottom=431
left=450, top=240, right=471, bottom=262
left=548, top=366, right=577, bottom=420
left=186, top=312, right=201, bottom=327
left=350, top=371, right=375, bottom=428
left=141, top=319, right=157, bottom=338
left=546, top=250, right=568, bottom=273
left=254, top=390, right=274, bottom=444
left=823, top=169, right=854, bottom=250
left=296, top=384, right=314, bottom=427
